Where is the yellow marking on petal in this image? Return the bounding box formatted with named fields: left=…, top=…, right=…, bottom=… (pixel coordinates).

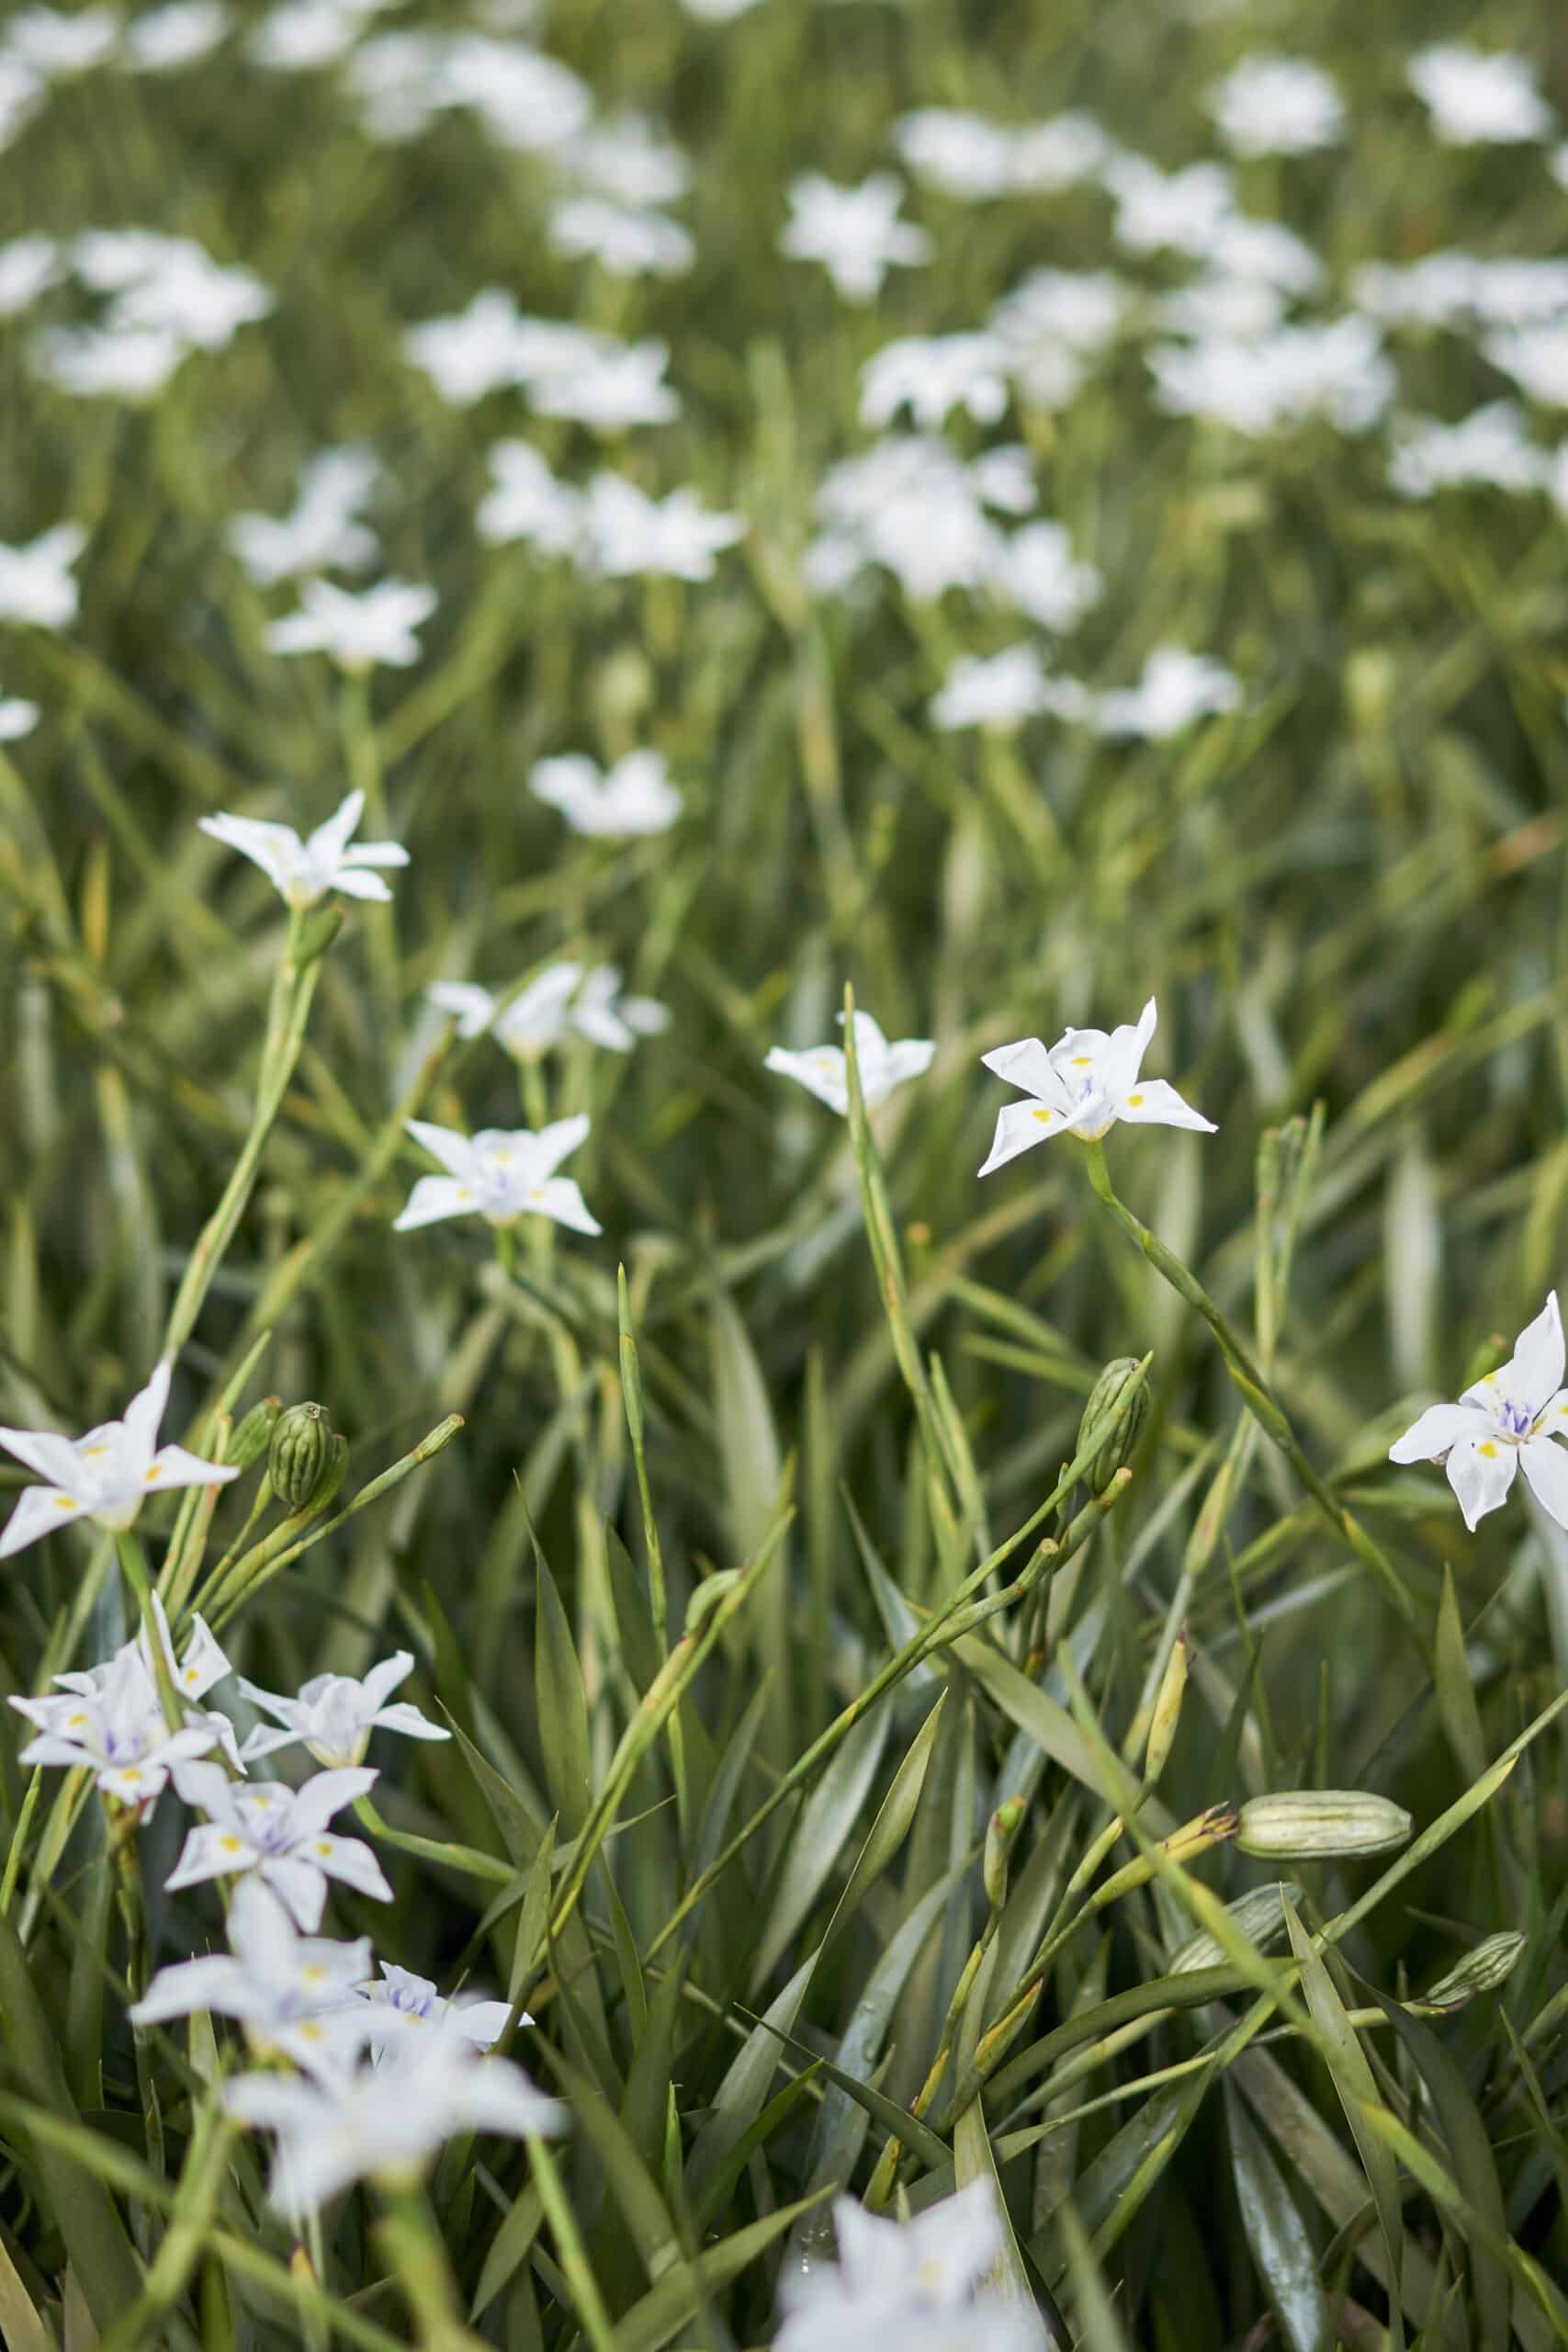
left=456, top=1187, right=471, bottom=1202
left=67, top=1713, right=87, bottom=1728
left=119, top=1768, right=143, bottom=1784
left=184, top=1667, right=199, bottom=1682
left=1126, top=1092, right=1145, bottom=1107
left=303, top=1964, right=326, bottom=1982
left=53, top=1495, right=80, bottom=1512
left=299, top=2022, right=323, bottom=2041
left=144, top=1465, right=161, bottom=1483
left=81, top=1445, right=108, bottom=1460
left=251, top=1792, right=271, bottom=1808
left=220, top=1835, right=243, bottom=1854
left=1070, top=1056, right=1092, bottom=1067
left=1032, top=1109, right=1055, bottom=1125
left=315, top=1840, right=333, bottom=1856
left=1477, top=1442, right=1499, bottom=1458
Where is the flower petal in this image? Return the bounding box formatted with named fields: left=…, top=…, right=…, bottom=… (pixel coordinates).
left=1112, top=1078, right=1217, bottom=1134
left=402, top=1120, right=477, bottom=1179
left=120, top=1361, right=172, bottom=1467
left=1388, top=1402, right=1496, bottom=1464
left=978, top=1096, right=1062, bottom=1177
left=1520, top=1435, right=1568, bottom=1532
left=307, top=1832, right=394, bottom=1905
left=0, top=1484, right=90, bottom=1558
left=980, top=1036, right=1067, bottom=1106
left=0, top=1426, right=88, bottom=1487
left=1500, top=1291, right=1564, bottom=1415
left=529, top=1114, right=591, bottom=1179
left=393, top=1177, right=474, bottom=1232
left=146, top=1444, right=239, bottom=1495
left=370, top=1701, right=450, bottom=1743
left=164, top=1822, right=256, bottom=1894
left=306, top=790, right=365, bottom=863
left=329, top=867, right=395, bottom=902
left=525, top=1178, right=602, bottom=1236
left=1445, top=1435, right=1517, bottom=1532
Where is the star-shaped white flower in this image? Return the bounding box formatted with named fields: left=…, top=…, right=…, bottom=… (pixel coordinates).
left=393, top=1115, right=601, bottom=1236
left=237, top=1652, right=449, bottom=1770
left=265, top=577, right=434, bottom=670
left=580, top=475, right=744, bottom=581
left=224, top=2030, right=565, bottom=2216
left=228, top=447, right=379, bottom=586
left=776, top=2181, right=1046, bottom=2350
left=978, top=997, right=1215, bottom=1173
left=766, top=1011, right=934, bottom=1117
left=0, top=524, right=85, bottom=630
left=356, top=1960, right=518, bottom=2055
left=0, top=1360, right=237, bottom=1558
left=198, top=788, right=409, bottom=910
left=167, top=1758, right=392, bottom=1930
left=530, top=750, right=681, bottom=837
left=1389, top=1291, right=1568, bottom=1532
left=131, top=1877, right=376, bottom=2076
left=780, top=173, right=931, bottom=302
left=10, top=1602, right=237, bottom=1810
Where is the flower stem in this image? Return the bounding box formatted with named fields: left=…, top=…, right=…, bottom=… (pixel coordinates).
left=526, top=2135, right=617, bottom=2352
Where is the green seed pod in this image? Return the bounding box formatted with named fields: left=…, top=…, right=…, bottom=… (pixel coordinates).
left=1078, top=1358, right=1148, bottom=1496
left=1169, top=1882, right=1294, bottom=1974
left=1235, top=1790, right=1413, bottom=1861
left=1417, top=1929, right=1526, bottom=2013
left=226, top=1396, right=281, bottom=1472
left=269, top=1402, right=336, bottom=1510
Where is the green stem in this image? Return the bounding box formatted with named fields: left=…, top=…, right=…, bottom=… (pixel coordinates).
left=527, top=2135, right=616, bottom=2352
left=1080, top=1140, right=1421, bottom=1637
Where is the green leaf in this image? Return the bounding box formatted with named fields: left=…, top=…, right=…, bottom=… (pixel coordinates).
left=1433, top=1566, right=1486, bottom=1784
left=606, top=2192, right=827, bottom=2352
left=1057, top=2199, right=1131, bottom=2352
left=748, top=1701, right=892, bottom=1992
left=535, top=1545, right=592, bottom=1838
left=1224, top=2078, right=1330, bottom=2352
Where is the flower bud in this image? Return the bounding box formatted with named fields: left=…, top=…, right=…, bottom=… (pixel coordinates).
left=269, top=1403, right=337, bottom=1510
left=1235, top=1790, right=1412, bottom=1860
left=984, top=1796, right=1027, bottom=1910
left=1077, top=1359, right=1148, bottom=1496
left=1170, top=1882, right=1293, bottom=1974
left=1416, top=1929, right=1526, bottom=2013
left=1144, top=1633, right=1189, bottom=1786
left=226, top=1396, right=281, bottom=1472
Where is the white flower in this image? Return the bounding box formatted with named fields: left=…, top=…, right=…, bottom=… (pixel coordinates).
left=198, top=788, right=408, bottom=910
left=0, top=525, right=85, bottom=630
left=892, top=109, right=1019, bottom=199
left=346, top=28, right=447, bottom=139
left=1008, top=112, right=1110, bottom=191
left=560, top=112, right=689, bottom=208
left=6, top=6, right=119, bottom=75
left=809, top=437, right=1006, bottom=603
left=1483, top=322, right=1568, bottom=409
left=30, top=326, right=186, bottom=401
left=570, top=967, right=670, bottom=1053
left=1206, top=216, right=1323, bottom=294
left=477, top=441, right=583, bottom=552
left=530, top=338, right=680, bottom=432
left=765, top=1011, right=933, bottom=1117
left=224, top=2030, right=565, bottom=2216
left=440, top=34, right=590, bottom=153
left=580, top=475, right=743, bottom=581
left=394, top=1116, right=601, bottom=1237
left=776, top=2181, right=1045, bottom=2352
left=1148, top=317, right=1393, bottom=436
left=228, top=447, right=380, bottom=586
left=10, top=1603, right=236, bottom=1808
left=0, top=692, right=38, bottom=739
left=167, top=1758, right=392, bottom=1929
left=1094, top=646, right=1242, bottom=739
left=0, top=234, right=62, bottom=316
left=779, top=173, right=931, bottom=302
left=265, top=578, right=434, bottom=670
left=356, top=1961, right=517, bottom=2053
left=1389, top=1292, right=1568, bottom=1532
left=131, top=1877, right=375, bottom=2075
left=979, top=997, right=1215, bottom=1172
left=428, top=964, right=583, bottom=1058
left=1409, top=46, right=1551, bottom=146
left=0, top=1359, right=236, bottom=1558
left=989, top=521, right=1101, bottom=632
left=1390, top=403, right=1549, bottom=498
left=0, top=59, right=43, bottom=147
left=238, top=1653, right=449, bottom=1770
left=248, top=0, right=377, bottom=72
left=530, top=749, right=681, bottom=837
left=123, top=1, right=229, bottom=69
left=1209, top=56, right=1343, bottom=156
left=987, top=267, right=1126, bottom=409
left=1553, top=143, right=1568, bottom=193
left=860, top=334, right=1010, bottom=431
left=547, top=197, right=693, bottom=278
left=105, top=243, right=271, bottom=349
left=404, top=289, right=537, bottom=406
left=1104, top=156, right=1237, bottom=257
left=931, top=647, right=1089, bottom=732
left=1155, top=276, right=1289, bottom=341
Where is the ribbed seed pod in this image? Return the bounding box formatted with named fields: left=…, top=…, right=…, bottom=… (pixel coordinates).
left=1169, top=1882, right=1293, bottom=1973
left=226, top=1396, right=280, bottom=1471
left=1077, top=1358, right=1149, bottom=1496
left=269, top=1402, right=335, bottom=1510
left=1418, top=1929, right=1526, bottom=2011
left=1235, top=1790, right=1413, bottom=1860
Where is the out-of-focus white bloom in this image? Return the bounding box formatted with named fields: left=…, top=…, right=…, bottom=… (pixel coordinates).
left=1104, top=156, right=1236, bottom=257
left=580, top=475, right=743, bottom=580
left=168, top=1758, right=392, bottom=1930
left=1209, top=55, right=1343, bottom=156
left=404, top=289, right=536, bottom=406
left=0, top=234, right=62, bottom=315
left=1206, top=216, right=1323, bottom=294
left=345, top=28, right=447, bottom=138
left=440, top=34, right=590, bottom=153
left=1009, top=112, right=1110, bottom=191
left=224, top=2031, right=565, bottom=2217
left=1390, top=403, right=1550, bottom=498
left=356, top=1962, right=516, bottom=2053
left=1095, top=646, right=1242, bottom=739
left=229, top=447, right=379, bottom=585
left=560, top=111, right=689, bottom=207
left=1155, top=276, right=1289, bottom=342
left=1483, top=322, right=1568, bottom=408
left=428, top=966, right=582, bottom=1058
left=1409, top=45, right=1551, bottom=145
left=988, top=267, right=1126, bottom=409
left=31, top=325, right=186, bottom=400
left=239, top=1654, right=449, bottom=1770
left=988, top=521, right=1101, bottom=632
left=265, top=578, right=434, bottom=670
left=1390, top=1292, right=1568, bottom=1531
left=980, top=997, right=1215, bottom=1173
left=0, top=58, right=43, bottom=147
left=106, top=243, right=271, bottom=348
left=123, top=0, right=229, bottom=70
left=200, top=788, right=408, bottom=909
left=531, top=749, right=681, bottom=837
left=1553, top=143, right=1568, bottom=193
left=248, top=0, right=383, bottom=72
left=809, top=436, right=1011, bottom=603
left=10, top=1601, right=237, bottom=1808
left=860, top=334, right=1010, bottom=431
left=547, top=197, right=693, bottom=278
left=1355, top=252, right=1568, bottom=333
left=0, top=524, right=85, bottom=629
left=892, top=108, right=1019, bottom=199
left=395, top=1116, right=601, bottom=1237
left=1148, top=317, right=1393, bottom=435
left=0, top=693, right=39, bottom=739
left=931, top=646, right=1089, bottom=732
left=766, top=1011, right=934, bottom=1116
left=131, top=1878, right=375, bottom=2075
left=776, top=2182, right=1046, bottom=2352
left=967, top=445, right=1037, bottom=515
left=6, top=6, right=119, bottom=75
left=478, top=441, right=583, bottom=550
left=780, top=173, right=931, bottom=302
left=531, top=338, right=680, bottom=431
left=0, top=1360, right=236, bottom=1557
left=570, top=967, right=671, bottom=1052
